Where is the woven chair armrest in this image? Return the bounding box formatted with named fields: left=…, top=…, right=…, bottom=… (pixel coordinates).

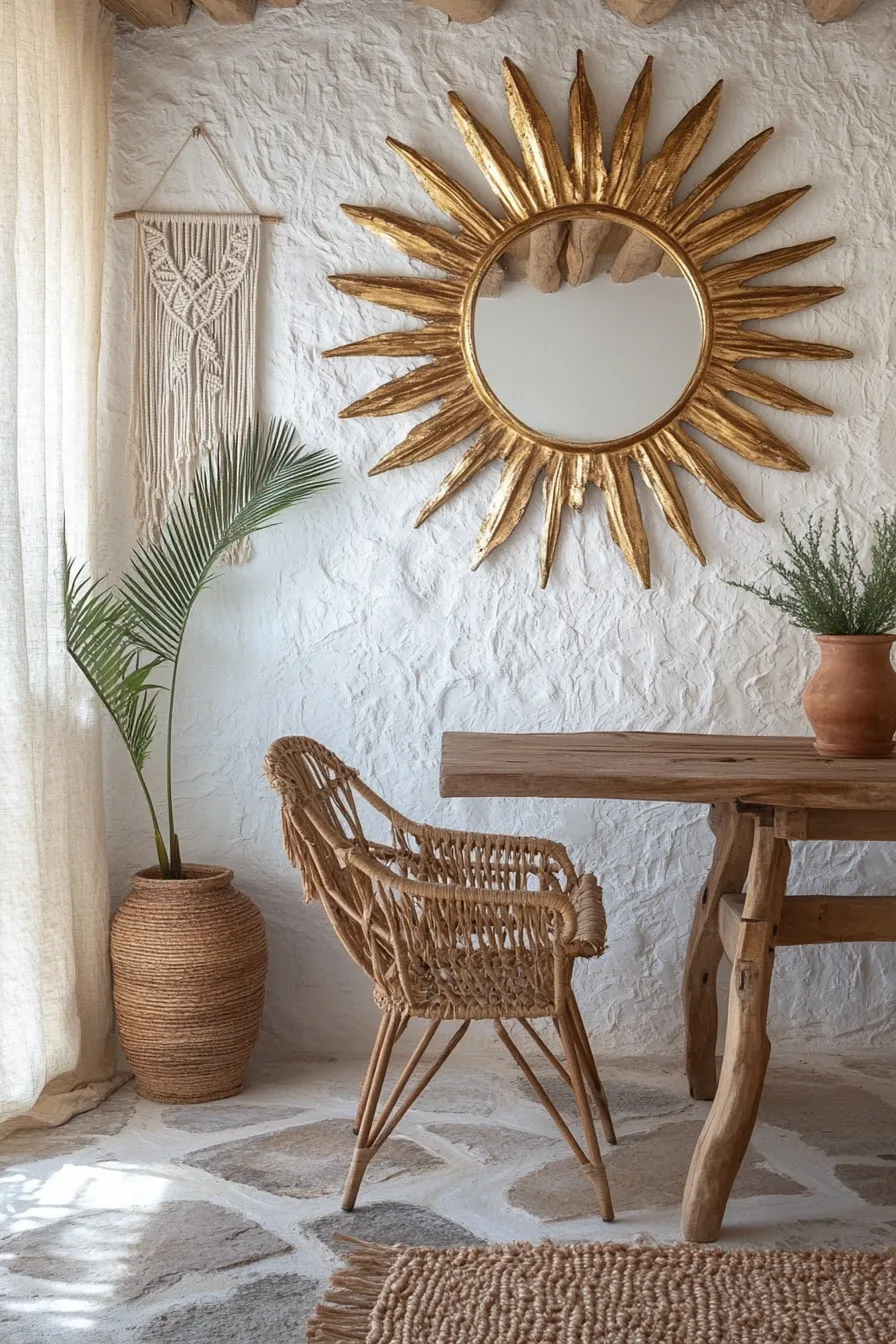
left=343, top=844, right=579, bottom=946
left=385, top=815, right=578, bottom=890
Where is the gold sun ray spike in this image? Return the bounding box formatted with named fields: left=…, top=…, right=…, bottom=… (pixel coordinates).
left=324, top=52, right=852, bottom=588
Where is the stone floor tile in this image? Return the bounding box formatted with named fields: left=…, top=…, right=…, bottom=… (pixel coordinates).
left=508, top=1120, right=804, bottom=1222
left=0, top=1201, right=291, bottom=1305
left=758, top=1076, right=896, bottom=1157
left=840, top=1056, right=896, bottom=1083
left=0, top=1300, right=73, bottom=1344
left=513, top=1065, right=692, bottom=1126
left=133, top=1272, right=321, bottom=1343
left=180, top=1119, right=444, bottom=1198
left=407, top=1069, right=504, bottom=1116
left=733, top=1219, right=896, bottom=1251
left=425, top=1122, right=566, bottom=1164
left=599, top=1072, right=695, bottom=1123
left=160, top=1103, right=308, bottom=1134
left=834, top=1163, right=896, bottom=1205
left=2, top=1054, right=895, bottom=1342
left=0, top=1082, right=138, bottom=1169
left=309, top=1200, right=485, bottom=1250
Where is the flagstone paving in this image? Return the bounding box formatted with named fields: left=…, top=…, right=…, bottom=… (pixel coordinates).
left=160, top=1103, right=309, bottom=1135
left=1, top=1202, right=290, bottom=1305
left=0, top=1087, right=139, bottom=1169
left=508, top=1119, right=805, bottom=1222
left=834, top=1162, right=896, bottom=1205
left=133, top=1272, right=320, bottom=1344
left=179, top=1118, right=445, bottom=1199
left=308, top=1201, right=486, bottom=1251
left=0, top=1051, right=893, bottom=1342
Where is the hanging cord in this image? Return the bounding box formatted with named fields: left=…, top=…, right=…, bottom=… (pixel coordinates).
left=114, top=125, right=282, bottom=223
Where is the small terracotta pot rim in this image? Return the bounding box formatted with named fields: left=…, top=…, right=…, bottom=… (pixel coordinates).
left=813, top=633, right=896, bottom=645
left=133, top=864, right=234, bottom=886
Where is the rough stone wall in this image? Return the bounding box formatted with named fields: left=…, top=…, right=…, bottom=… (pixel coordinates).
left=101, top=0, right=896, bottom=1059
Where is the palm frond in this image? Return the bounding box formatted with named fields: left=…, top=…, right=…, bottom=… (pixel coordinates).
left=121, top=419, right=338, bottom=663
left=119, top=418, right=337, bottom=877
left=65, top=419, right=336, bottom=878
left=64, top=560, right=161, bottom=771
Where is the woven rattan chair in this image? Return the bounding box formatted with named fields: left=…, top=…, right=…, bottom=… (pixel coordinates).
left=265, top=736, right=617, bottom=1221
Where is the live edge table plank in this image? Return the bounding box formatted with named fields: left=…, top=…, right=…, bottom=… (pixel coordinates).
left=440, top=731, right=896, bottom=1242
left=441, top=731, right=896, bottom=809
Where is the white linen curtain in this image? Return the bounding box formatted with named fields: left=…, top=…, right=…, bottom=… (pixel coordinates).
left=0, top=0, right=127, bottom=1130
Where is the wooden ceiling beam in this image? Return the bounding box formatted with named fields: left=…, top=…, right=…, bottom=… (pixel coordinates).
left=608, top=0, right=867, bottom=21
left=805, top=0, right=865, bottom=19
left=103, top=0, right=190, bottom=26
left=607, top=0, right=682, bottom=24
left=611, top=229, right=665, bottom=284
left=192, top=0, right=257, bottom=20
left=410, top=0, right=499, bottom=21
left=102, top=0, right=870, bottom=34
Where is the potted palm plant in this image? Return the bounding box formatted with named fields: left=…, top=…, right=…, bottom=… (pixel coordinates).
left=733, top=511, right=896, bottom=758
left=66, top=420, right=337, bottom=1102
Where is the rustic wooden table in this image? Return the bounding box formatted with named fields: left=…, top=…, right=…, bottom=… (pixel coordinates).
left=440, top=731, right=896, bottom=1242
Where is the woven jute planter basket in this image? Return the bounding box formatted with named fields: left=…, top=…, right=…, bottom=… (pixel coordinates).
left=111, top=865, right=267, bottom=1104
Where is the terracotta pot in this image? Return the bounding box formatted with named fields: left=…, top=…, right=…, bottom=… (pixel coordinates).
left=111, top=865, right=267, bottom=1103
left=802, top=635, right=896, bottom=758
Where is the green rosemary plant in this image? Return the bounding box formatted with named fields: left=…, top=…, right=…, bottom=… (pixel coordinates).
left=65, top=419, right=337, bottom=878
left=731, top=511, right=896, bottom=636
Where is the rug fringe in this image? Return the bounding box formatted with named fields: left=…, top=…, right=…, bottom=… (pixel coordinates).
left=307, top=1244, right=402, bottom=1344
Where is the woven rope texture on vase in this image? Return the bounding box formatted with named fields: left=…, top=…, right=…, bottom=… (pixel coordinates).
left=111, top=865, right=267, bottom=1103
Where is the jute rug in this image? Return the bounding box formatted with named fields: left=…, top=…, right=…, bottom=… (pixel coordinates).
left=307, top=1240, right=895, bottom=1343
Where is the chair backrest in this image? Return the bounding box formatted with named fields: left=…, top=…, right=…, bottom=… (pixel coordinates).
left=265, top=736, right=571, bottom=1020
left=265, top=736, right=378, bottom=869
left=265, top=736, right=400, bottom=982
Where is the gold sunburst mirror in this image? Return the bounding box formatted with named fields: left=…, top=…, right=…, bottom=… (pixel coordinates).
left=325, top=53, right=852, bottom=587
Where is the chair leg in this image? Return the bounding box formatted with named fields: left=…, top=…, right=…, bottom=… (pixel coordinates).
left=354, top=1011, right=392, bottom=1134
left=494, top=1016, right=614, bottom=1223
left=342, top=1013, right=469, bottom=1213
left=567, top=991, right=617, bottom=1145
left=515, top=997, right=617, bottom=1147
left=556, top=1008, right=615, bottom=1222
left=342, top=1010, right=403, bottom=1211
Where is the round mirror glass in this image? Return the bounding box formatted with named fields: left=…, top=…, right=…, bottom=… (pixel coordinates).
left=471, top=213, right=705, bottom=445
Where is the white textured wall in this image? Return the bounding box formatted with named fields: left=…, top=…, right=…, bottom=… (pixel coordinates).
left=101, top=0, right=896, bottom=1062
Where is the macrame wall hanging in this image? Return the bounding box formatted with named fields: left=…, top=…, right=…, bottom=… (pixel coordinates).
left=116, top=126, right=281, bottom=562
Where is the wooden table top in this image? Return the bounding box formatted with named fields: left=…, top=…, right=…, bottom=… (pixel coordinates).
left=440, top=732, right=896, bottom=809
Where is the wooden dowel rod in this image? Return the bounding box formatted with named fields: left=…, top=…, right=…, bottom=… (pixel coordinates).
left=516, top=1017, right=572, bottom=1088
left=356, top=1011, right=405, bottom=1142
left=494, top=1018, right=589, bottom=1165
left=370, top=1020, right=470, bottom=1151
left=367, top=1020, right=441, bottom=1145
left=113, top=209, right=283, bottom=223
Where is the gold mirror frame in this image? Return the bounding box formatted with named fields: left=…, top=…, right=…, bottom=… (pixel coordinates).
left=459, top=205, right=713, bottom=455
left=325, top=53, right=852, bottom=587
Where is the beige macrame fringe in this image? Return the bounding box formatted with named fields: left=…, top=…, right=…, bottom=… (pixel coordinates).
left=129, top=210, right=259, bottom=564
left=307, top=1240, right=401, bottom=1344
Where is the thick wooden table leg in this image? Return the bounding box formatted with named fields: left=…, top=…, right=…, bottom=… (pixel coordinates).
left=681, top=820, right=790, bottom=1242
left=682, top=803, right=755, bottom=1100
